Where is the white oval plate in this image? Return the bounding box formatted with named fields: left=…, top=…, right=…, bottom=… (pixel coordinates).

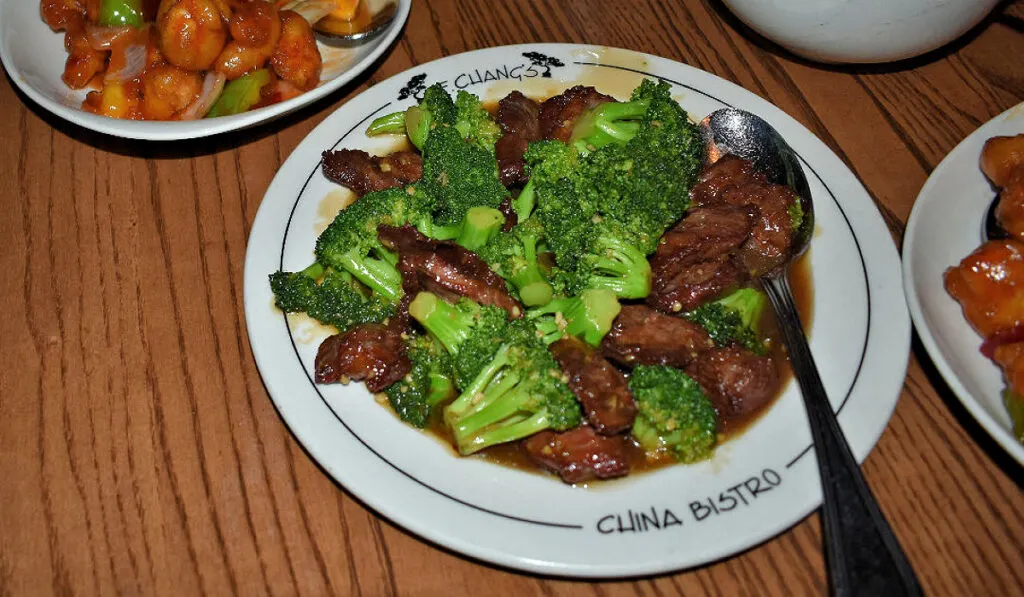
left=243, top=44, right=910, bottom=577
left=903, top=103, right=1024, bottom=466
left=0, top=0, right=409, bottom=141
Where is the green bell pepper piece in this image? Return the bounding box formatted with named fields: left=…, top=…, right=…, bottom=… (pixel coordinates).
left=99, top=0, right=144, bottom=27
left=205, top=69, right=272, bottom=119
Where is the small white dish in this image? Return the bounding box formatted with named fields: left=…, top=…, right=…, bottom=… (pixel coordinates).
left=903, top=102, right=1024, bottom=467
left=0, top=0, right=410, bottom=141
left=243, top=44, right=910, bottom=576
left=722, top=0, right=1000, bottom=64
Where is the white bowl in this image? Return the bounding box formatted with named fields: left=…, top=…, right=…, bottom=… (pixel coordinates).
left=722, top=0, right=999, bottom=64
left=0, top=0, right=410, bottom=140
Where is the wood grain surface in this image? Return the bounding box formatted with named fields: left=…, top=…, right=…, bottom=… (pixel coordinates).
left=2, top=1, right=1022, bottom=595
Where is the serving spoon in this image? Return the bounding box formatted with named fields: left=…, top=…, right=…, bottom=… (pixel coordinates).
left=312, top=1, right=398, bottom=48
left=699, top=108, right=922, bottom=597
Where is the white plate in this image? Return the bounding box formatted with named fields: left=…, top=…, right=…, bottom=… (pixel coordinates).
left=0, top=0, right=409, bottom=141
left=243, top=44, right=910, bottom=577
left=903, top=103, right=1024, bottom=467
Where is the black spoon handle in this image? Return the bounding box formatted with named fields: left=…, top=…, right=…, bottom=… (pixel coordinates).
left=763, top=274, right=923, bottom=597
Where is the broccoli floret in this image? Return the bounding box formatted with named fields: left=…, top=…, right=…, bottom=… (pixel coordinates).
left=476, top=218, right=553, bottom=306
left=315, top=186, right=432, bottom=303
left=384, top=333, right=456, bottom=428
left=524, top=80, right=699, bottom=298
left=420, top=124, right=509, bottom=226
left=629, top=365, right=717, bottom=463
left=531, top=181, right=652, bottom=298
left=685, top=287, right=769, bottom=354
left=573, top=219, right=653, bottom=298
left=454, top=90, right=501, bottom=152
left=443, top=319, right=581, bottom=454
left=517, top=140, right=582, bottom=220
left=268, top=263, right=395, bottom=331
left=366, top=84, right=458, bottom=149
left=408, top=292, right=510, bottom=387
left=569, top=97, right=649, bottom=154
left=577, top=79, right=704, bottom=253
left=366, top=86, right=501, bottom=153
left=526, top=289, right=621, bottom=346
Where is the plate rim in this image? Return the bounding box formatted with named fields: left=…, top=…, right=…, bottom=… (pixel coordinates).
left=0, top=0, right=411, bottom=141
left=902, top=101, right=1024, bottom=466
left=243, top=42, right=911, bottom=577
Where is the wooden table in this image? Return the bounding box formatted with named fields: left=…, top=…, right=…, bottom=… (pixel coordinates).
left=2, top=1, right=1022, bottom=595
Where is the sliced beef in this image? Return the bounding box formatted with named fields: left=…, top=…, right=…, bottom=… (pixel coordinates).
left=690, top=155, right=798, bottom=276
left=550, top=338, right=636, bottom=434
left=377, top=225, right=523, bottom=317
left=321, top=149, right=423, bottom=197
left=495, top=92, right=542, bottom=187
left=600, top=305, right=715, bottom=368
left=691, top=154, right=761, bottom=207
left=538, top=85, right=615, bottom=142
left=730, top=183, right=798, bottom=276
left=685, top=346, right=779, bottom=422
left=647, top=205, right=755, bottom=313
left=648, top=255, right=746, bottom=314
left=497, top=90, right=542, bottom=139
left=495, top=133, right=531, bottom=187
left=314, top=322, right=410, bottom=392
left=522, top=426, right=630, bottom=484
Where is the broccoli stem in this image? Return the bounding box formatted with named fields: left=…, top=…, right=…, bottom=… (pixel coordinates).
left=333, top=249, right=403, bottom=303
left=513, top=179, right=536, bottom=221
left=457, top=412, right=550, bottom=454
left=570, top=99, right=650, bottom=152
left=453, top=394, right=549, bottom=455
left=366, top=111, right=407, bottom=136
left=456, top=207, right=505, bottom=251
left=586, top=236, right=652, bottom=299
left=509, top=231, right=553, bottom=306
left=377, top=247, right=399, bottom=267
left=415, top=207, right=505, bottom=247
left=443, top=345, right=556, bottom=455
left=527, top=289, right=621, bottom=346
left=630, top=416, right=661, bottom=453
left=427, top=372, right=456, bottom=406
left=408, top=292, right=476, bottom=355
left=300, top=262, right=325, bottom=279
left=444, top=346, right=515, bottom=426
left=405, top=106, right=432, bottom=150
left=416, top=220, right=461, bottom=241
left=716, top=287, right=767, bottom=329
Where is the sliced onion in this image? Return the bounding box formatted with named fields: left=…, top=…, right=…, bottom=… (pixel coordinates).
left=104, top=43, right=148, bottom=83
left=281, top=0, right=338, bottom=25
left=84, top=23, right=133, bottom=51
left=178, top=72, right=227, bottom=120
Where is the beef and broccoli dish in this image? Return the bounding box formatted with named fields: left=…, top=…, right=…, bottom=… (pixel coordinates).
left=269, top=79, right=807, bottom=484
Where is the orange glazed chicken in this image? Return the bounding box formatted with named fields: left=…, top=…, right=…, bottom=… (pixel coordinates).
left=38, top=0, right=349, bottom=120
left=945, top=133, right=1024, bottom=441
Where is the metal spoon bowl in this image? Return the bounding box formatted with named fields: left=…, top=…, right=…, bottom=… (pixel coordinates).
left=313, top=1, right=398, bottom=48
left=699, top=108, right=921, bottom=597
